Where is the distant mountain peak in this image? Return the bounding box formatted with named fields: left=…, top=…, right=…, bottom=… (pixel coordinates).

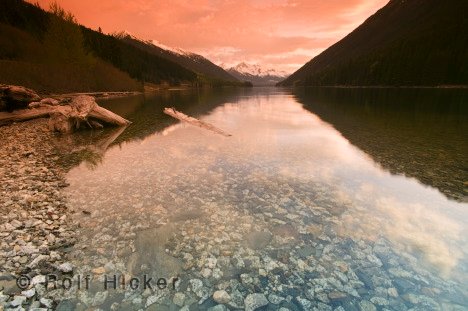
left=228, top=62, right=288, bottom=78
left=226, top=63, right=289, bottom=86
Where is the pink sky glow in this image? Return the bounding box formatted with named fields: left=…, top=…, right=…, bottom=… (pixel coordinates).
left=31, top=0, right=388, bottom=73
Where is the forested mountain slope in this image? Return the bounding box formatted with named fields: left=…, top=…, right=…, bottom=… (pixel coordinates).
left=0, top=0, right=197, bottom=92
left=279, top=0, right=468, bottom=87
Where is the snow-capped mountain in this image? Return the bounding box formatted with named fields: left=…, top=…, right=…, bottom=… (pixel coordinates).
left=226, top=62, right=289, bottom=86
left=230, top=62, right=288, bottom=77
left=113, top=31, right=238, bottom=82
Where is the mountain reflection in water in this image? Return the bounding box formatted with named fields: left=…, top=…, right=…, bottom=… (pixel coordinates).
left=293, top=87, right=468, bottom=202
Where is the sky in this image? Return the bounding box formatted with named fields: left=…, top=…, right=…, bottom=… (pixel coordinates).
left=31, top=0, right=388, bottom=73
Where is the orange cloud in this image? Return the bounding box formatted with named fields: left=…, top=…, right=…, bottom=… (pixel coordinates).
left=31, top=0, right=388, bottom=72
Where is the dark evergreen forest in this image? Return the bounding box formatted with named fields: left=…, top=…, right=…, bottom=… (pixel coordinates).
left=279, top=0, right=468, bottom=87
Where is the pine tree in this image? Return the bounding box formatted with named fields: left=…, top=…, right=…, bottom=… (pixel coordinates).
left=43, top=2, right=90, bottom=64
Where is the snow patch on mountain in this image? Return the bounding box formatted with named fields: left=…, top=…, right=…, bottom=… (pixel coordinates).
left=228, top=62, right=289, bottom=78
left=149, top=40, right=193, bottom=57
left=112, top=30, right=193, bottom=57
left=224, top=62, right=289, bottom=85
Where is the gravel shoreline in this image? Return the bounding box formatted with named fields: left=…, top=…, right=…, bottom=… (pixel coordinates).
left=0, top=119, right=77, bottom=310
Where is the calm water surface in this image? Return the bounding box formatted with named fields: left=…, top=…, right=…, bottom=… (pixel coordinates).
left=56, top=88, right=467, bottom=310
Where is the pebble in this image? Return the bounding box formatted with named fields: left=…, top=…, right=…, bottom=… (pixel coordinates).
left=402, top=293, right=420, bottom=304
left=268, top=293, right=284, bottom=304
left=201, top=268, right=212, bottom=278
left=207, top=305, right=228, bottom=311
left=296, top=296, right=313, bottom=310
left=21, top=288, right=36, bottom=298
left=358, top=300, right=376, bottom=311
left=40, top=297, right=53, bottom=308
left=206, top=257, right=217, bottom=269
left=173, top=292, right=186, bottom=307
left=92, top=291, right=108, bottom=306
left=213, top=290, right=231, bottom=304
left=244, top=293, right=269, bottom=311
left=57, top=262, right=73, bottom=273
left=328, top=291, right=347, bottom=301
left=10, top=295, right=27, bottom=307
left=31, top=275, right=46, bottom=286
left=146, top=294, right=162, bottom=307
left=92, top=267, right=106, bottom=274
left=388, top=287, right=398, bottom=297
left=189, top=278, right=204, bottom=294
left=0, top=121, right=77, bottom=308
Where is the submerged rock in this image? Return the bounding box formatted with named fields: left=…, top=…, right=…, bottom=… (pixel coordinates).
left=92, top=291, right=108, bottom=306
left=244, top=231, right=272, bottom=250
left=207, top=305, right=229, bottom=311
left=0, top=274, right=18, bottom=295
left=130, top=225, right=182, bottom=278
left=295, top=296, right=313, bottom=310
left=21, top=288, right=36, bottom=298
left=358, top=300, right=376, bottom=311
left=213, top=290, right=231, bottom=304
left=268, top=294, right=285, bottom=304
left=173, top=292, right=186, bottom=307
left=40, top=297, right=53, bottom=308
left=57, top=262, right=73, bottom=273
left=244, top=293, right=268, bottom=311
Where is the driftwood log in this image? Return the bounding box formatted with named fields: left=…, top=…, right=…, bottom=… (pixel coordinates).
left=164, top=107, right=231, bottom=137
left=0, top=107, right=52, bottom=126
left=0, top=84, right=41, bottom=111
left=29, top=98, right=60, bottom=108
left=0, top=94, right=131, bottom=133
left=47, top=95, right=130, bottom=133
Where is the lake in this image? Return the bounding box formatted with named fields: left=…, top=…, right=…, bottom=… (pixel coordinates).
left=55, top=87, right=467, bottom=310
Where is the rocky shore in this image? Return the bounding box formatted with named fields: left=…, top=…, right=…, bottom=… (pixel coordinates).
left=0, top=119, right=77, bottom=310
left=0, top=84, right=136, bottom=310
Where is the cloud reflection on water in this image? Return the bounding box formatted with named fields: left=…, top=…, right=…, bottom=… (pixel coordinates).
left=67, top=89, right=467, bottom=293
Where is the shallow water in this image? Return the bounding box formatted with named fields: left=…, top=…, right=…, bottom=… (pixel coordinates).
left=57, top=88, right=467, bottom=310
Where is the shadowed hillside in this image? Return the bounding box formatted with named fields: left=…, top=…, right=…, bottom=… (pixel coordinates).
left=0, top=0, right=197, bottom=92
left=279, top=0, right=468, bottom=87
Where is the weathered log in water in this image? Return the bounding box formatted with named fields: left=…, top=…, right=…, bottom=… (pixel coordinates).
left=48, top=95, right=131, bottom=133
left=88, top=104, right=131, bottom=126
left=163, top=107, right=231, bottom=137
left=0, top=94, right=131, bottom=133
